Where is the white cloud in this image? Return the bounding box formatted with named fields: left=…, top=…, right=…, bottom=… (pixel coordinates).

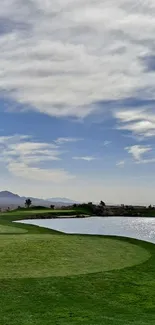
left=0, top=134, right=30, bottom=143
left=8, top=162, right=74, bottom=182
left=136, top=158, right=155, bottom=164
left=72, top=156, right=96, bottom=161
left=0, top=135, right=75, bottom=182
left=54, top=137, right=82, bottom=145
left=103, top=140, right=111, bottom=146
left=125, top=145, right=152, bottom=162
left=115, top=108, right=155, bottom=138
left=116, top=160, right=125, bottom=167
left=1, top=1, right=155, bottom=117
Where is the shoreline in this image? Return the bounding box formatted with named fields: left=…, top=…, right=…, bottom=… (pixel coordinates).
left=25, top=214, right=155, bottom=219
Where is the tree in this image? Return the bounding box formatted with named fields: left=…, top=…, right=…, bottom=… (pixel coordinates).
left=100, top=200, right=105, bottom=207
left=50, top=204, right=55, bottom=210
left=25, top=198, right=32, bottom=208
left=73, top=204, right=77, bottom=208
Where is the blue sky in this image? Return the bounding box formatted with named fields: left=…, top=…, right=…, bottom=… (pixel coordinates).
left=1, top=0, right=155, bottom=204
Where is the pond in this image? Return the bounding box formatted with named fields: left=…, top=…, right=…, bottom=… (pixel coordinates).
left=16, top=217, right=155, bottom=244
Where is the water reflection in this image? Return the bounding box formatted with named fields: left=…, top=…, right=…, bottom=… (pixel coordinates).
left=17, top=217, right=155, bottom=244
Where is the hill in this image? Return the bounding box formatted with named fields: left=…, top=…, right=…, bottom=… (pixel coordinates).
left=47, top=197, right=78, bottom=204
left=0, top=191, right=76, bottom=209
left=0, top=191, right=20, bottom=198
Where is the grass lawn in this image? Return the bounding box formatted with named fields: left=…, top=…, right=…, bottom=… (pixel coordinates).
left=0, top=208, right=87, bottom=221
left=0, top=210, right=155, bottom=324
left=7, top=208, right=77, bottom=215
left=0, top=224, right=27, bottom=234
left=0, top=235, right=150, bottom=278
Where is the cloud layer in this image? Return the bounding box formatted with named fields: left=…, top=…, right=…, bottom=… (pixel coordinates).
left=125, top=144, right=155, bottom=164
left=72, top=156, right=96, bottom=161
left=0, top=1, right=155, bottom=119
left=0, top=135, right=75, bottom=182
left=115, top=108, right=155, bottom=138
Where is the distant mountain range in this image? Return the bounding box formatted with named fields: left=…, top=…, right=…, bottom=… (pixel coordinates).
left=0, top=191, right=77, bottom=209
left=47, top=197, right=78, bottom=204
left=0, top=191, right=20, bottom=198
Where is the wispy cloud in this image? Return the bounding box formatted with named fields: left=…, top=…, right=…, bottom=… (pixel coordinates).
left=72, top=156, right=96, bottom=161
left=0, top=135, right=75, bottom=182
left=8, top=162, right=74, bottom=182
left=0, top=1, right=155, bottom=118
left=137, top=158, right=155, bottom=164
left=125, top=145, right=153, bottom=163
left=54, top=137, right=83, bottom=145
left=116, top=160, right=125, bottom=167
left=115, top=109, right=155, bottom=138
left=103, top=140, right=111, bottom=147
left=0, top=134, right=30, bottom=143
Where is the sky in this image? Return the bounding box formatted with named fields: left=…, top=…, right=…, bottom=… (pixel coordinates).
left=1, top=1, right=155, bottom=204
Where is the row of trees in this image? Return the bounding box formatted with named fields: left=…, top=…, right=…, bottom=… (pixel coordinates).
left=24, top=199, right=55, bottom=210
left=71, top=201, right=107, bottom=215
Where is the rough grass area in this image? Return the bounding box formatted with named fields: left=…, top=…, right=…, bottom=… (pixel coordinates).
left=7, top=209, right=77, bottom=216
left=0, top=224, right=27, bottom=233
left=0, top=208, right=87, bottom=220
left=0, top=210, right=155, bottom=325
left=0, top=235, right=150, bottom=278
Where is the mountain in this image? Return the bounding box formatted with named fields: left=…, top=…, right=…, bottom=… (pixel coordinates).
left=0, top=191, right=77, bottom=209
left=0, top=191, right=20, bottom=198
left=47, top=197, right=78, bottom=204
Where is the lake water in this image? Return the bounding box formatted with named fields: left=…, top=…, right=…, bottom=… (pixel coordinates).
left=16, top=217, right=155, bottom=244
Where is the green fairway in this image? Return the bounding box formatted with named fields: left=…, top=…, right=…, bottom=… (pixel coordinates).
left=0, top=210, right=155, bottom=325
left=0, top=224, right=27, bottom=233
left=0, top=234, right=150, bottom=278
left=6, top=208, right=76, bottom=216
left=0, top=208, right=86, bottom=222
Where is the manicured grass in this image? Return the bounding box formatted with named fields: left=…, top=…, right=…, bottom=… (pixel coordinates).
left=0, top=210, right=155, bottom=324
left=0, top=234, right=150, bottom=278
left=0, top=208, right=87, bottom=221
left=0, top=224, right=27, bottom=233
left=5, top=209, right=76, bottom=215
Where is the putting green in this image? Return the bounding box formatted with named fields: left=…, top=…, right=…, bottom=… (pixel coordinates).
left=0, top=234, right=150, bottom=278
left=0, top=225, right=27, bottom=234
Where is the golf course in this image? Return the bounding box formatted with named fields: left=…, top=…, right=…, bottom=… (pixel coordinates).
left=0, top=209, right=155, bottom=324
